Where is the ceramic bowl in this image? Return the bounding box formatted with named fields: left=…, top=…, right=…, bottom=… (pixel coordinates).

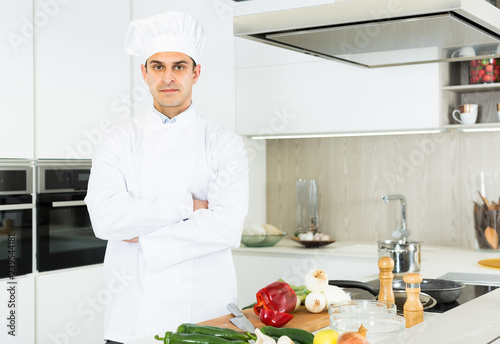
left=240, top=233, right=287, bottom=247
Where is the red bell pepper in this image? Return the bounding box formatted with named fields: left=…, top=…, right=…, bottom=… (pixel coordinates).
left=253, top=281, right=297, bottom=316
left=259, top=308, right=294, bottom=327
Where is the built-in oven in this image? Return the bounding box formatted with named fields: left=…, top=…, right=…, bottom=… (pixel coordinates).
left=0, top=159, right=34, bottom=279
left=36, top=159, right=105, bottom=272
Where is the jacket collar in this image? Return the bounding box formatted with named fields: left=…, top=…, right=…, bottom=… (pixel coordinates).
left=149, top=103, right=197, bottom=126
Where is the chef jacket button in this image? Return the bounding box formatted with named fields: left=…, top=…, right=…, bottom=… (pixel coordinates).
left=186, top=128, right=194, bottom=135
left=186, top=160, right=194, bottom=167
left=182, top=277, right=191, bottom=283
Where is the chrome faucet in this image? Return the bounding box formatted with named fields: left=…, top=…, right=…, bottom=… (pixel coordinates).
left=382, top=194, right=409, bottom=242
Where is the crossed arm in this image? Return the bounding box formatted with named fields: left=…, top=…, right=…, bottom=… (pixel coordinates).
left=121, top=199, right=209, bottom=243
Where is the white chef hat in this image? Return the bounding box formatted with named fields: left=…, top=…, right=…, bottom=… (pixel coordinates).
left=125, top=11, right=205, bottom=64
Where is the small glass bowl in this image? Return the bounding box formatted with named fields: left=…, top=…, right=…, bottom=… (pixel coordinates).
left=327, top=299, right=397, bottom=316
left=330, top=313, right=405, bottom=339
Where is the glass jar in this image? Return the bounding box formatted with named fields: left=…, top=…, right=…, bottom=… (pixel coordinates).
left=469, top=59, right=499, bottom=84
left=472, top=172, right=500, bottom=251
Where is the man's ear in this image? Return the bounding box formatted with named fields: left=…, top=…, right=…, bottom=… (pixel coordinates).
left=141, top=64, right=148, bottom=83
left=192, top=64, right=201, bottom=84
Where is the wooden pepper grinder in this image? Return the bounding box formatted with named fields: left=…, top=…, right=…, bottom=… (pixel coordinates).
left=378, top=256, right=395, bottom=304
left=403, top=273, right=424, bottom=328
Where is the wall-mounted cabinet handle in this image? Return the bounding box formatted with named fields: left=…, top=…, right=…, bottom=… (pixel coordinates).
left=0, top=204, right=34, bottom=211
left=51, top=200, right=86, bottom=208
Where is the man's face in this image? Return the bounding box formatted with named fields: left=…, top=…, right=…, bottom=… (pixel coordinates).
left=141, top=51, right=201, bottom=118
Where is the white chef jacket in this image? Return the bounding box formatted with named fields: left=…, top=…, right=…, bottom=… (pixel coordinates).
left=85, top=104, right=249, bottom=343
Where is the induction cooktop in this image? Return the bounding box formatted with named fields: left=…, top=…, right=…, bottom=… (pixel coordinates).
left=343, top=273, right=499, bottom=314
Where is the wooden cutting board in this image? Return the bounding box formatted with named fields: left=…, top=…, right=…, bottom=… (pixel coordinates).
left=197, top=306, right=329, bottom=332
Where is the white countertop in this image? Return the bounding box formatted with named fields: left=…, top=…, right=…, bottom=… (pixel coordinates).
left=370, top=288, right=500, bottom=344
left=127, top=241, right=500, bottom=344
left=234, top=239, right=500, bottom=281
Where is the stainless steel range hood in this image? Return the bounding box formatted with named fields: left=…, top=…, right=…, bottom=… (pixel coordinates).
left=233, top=0, right=500, bottom=68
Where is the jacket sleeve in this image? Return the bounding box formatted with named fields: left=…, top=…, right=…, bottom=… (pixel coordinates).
left=139, top=131, right=249, bottom=272
left=85, top=126, right=193, bottom=241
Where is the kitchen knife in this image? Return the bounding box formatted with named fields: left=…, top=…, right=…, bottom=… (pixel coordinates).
left=227, top=303, right=255, bottom=334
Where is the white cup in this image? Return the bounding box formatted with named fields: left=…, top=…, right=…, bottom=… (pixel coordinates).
left=451, top=46, right=476, bottom=58
left=452, top=104, right=478, bottom=125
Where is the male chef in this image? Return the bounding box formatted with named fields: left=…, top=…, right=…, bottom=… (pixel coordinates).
left=85, top=11, right=249, bottom=344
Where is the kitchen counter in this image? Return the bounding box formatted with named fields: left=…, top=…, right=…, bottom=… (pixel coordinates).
left=371, top=287, right=500, bottom=344
left=234, top=239, right=500, bottom=280
left=127, top=240, right=500, bottom=344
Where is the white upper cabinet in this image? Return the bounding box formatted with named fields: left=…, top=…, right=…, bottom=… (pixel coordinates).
left=35, top=0, right=130, bottom=159
left=235, top=57, right=441, bottom=136
left=233, top=0, right=442, bottom=137
left=0, top=0, right=34, bottom=158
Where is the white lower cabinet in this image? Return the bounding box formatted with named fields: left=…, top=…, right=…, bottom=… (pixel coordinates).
left=232, top=251, right=377, bottom=308
left=0, top=275, right=35, bottom=344
left=36, top=265, right=105, bottom=344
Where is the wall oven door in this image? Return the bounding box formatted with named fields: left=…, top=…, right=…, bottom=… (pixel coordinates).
left=0, top=160, right=34, bottom=279
left=36, top=160, right=105, bottom=272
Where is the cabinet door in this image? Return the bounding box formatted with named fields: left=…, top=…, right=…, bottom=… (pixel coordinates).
left=36, top=266, right=105, bottom=344
left=35, top=0, right=131, bottom=159
left=0, top=276, right=35, bottom=343
left=0, top=0, right=34, bottom=158
left=235, top=54, right=441, bottom=136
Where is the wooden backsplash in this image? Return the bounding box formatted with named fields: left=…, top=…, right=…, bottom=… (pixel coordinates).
left=266, top=130, right=500, bottom=248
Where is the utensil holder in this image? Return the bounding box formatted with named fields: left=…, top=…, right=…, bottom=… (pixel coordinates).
left=473, top=172, right=500, bottom=251
left=296, top=179, right=318, bottom=234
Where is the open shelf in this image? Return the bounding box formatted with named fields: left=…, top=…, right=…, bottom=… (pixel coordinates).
left=442, top=83, right=500, bottom=92
left=441, top=62, right=500, bottom=127
left=442, top=122, right=500, bottom=130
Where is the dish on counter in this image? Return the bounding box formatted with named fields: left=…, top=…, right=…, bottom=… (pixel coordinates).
left=328, top=299, right=397, bottom=316
left=240, top=233, right=287, bottom=247
left=478, top=258, right=500, bottom=269
left=330, top=313, right=405, bottom=338
left=291, top=237, right=335, bottom=248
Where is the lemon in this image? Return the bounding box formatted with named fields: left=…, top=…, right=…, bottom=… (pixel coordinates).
left=313, top=329, right=340, bottom=344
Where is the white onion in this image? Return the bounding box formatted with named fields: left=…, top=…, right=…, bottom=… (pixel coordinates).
left=304, top=269, right=329, bottom=292
left=305, top=291, right=327, bottom=313
left=277, top=336, right=294, bottom=344
left=322, top=285, right=351, bottom=305
left=255, top=328, right=276, bottom=344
